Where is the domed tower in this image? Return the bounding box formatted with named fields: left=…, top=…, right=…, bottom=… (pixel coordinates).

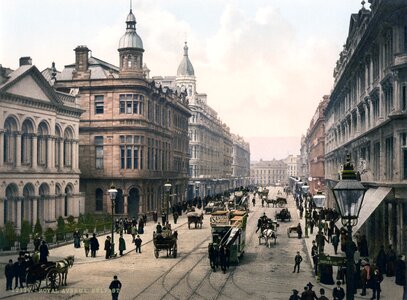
left=176, top=42, right=196, bottom=101
left=118, top=8, right=144, bottom=78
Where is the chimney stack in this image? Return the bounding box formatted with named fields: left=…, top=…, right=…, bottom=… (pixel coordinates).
left=19, top=57, right=32, bottom=66
left=72, top=45, right=91, bottom=79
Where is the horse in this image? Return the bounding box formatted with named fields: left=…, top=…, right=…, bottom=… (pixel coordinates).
left=259, top=228, right=277, bottom=248
left=54, top=255, right=74, bottom=286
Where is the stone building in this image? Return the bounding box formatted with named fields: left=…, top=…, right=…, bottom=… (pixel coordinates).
left=54, top=9, right=191, bottom=218
left=250, top=159, right=287, bottom=187
left=283, top=154, right=300, bottom=178
left=0, top=58, right=84, bottom=230
left=154, top=42, right=250, bottom=198
left=231, top=134, right=250, bottom=188
left=300, top=96, right=328, bottom=194
left=324, top=0, right=407, bottom=255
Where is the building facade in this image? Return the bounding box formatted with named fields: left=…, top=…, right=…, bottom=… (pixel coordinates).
left=54, top=9, right=191, bottom=218
left=324, top=0, right=407, bottom=255
left=0, top=58, right=84, bottom=230
left=250, top=159, right=287, bottom=187
left=154, top=43, right=250, bottom=199
left=283, top=154, right=300, bottom=179
left=300, top=96, right=328, bottom=195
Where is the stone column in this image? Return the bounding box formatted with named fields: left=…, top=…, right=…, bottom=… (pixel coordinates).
left=369, top=98, right=374, bottom=128
left=356, top=109, right=361, bottom=135
left=47, top=136, right=53, bottom=169
left=0, top=131, right=4, bottom=167
left=124, top=194, right=128, bottom=216
left=31, top=135, right=37, bottom=169
left=73, top=140, right=79, bottom=170
left=393, top=71, right=400, bottom=112
left=32, top=197, right=38, bottom=224
left=15, top=132, right=22, bottom=167
left=59, top=139, right=64, bottom=169
left=16, top=198, right=22, bottom=229
left=0, top=198, right=4, bottom=226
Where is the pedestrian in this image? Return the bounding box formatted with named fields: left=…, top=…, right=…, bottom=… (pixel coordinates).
left=134, top=235, right=142, bottom=253
left=39, top=240, right=49, bottom=264
left=370, top=268, right=383, bottom=300
left=252, top=197, right=256, bottom=207
left=289, top=289, right=300, bottom=300
left=33, top=235, right=41, bottom=252
left=332, top=233, right=339, bottom=255
left=375, top=245, right=386, bottom=275
left=83, top=233, right=90, bottom=257
left=299, top=204, right=304, bottom=219
left=109, top=275, right=122, bottom=300
left=90, top=233, right=99, bottom=257
left=131, top=225, right=137, bottom=242
left=261, top=197, right=265, bottom=207
left=311, top=241, right=318, bottom=275
left=5, top=259, right=14, bottom=291
left=309, top=218, right=315, bottom=234
left=302, top=283, right=318, bottom=299
left=173, top=211, right=179, bottom=224
left=316, top=230, right=328, bottom=254
left=395, top=255, right=406, bottom=286
left=138, top=218, right=144, bottom=234
left=73, top=230, right=81, bottom=248
left=153, top=210, right=158, bottom=223
left=13, top=257, right=25, bottom=289
left=332, top=281, right=345, bottom=300
left=156, top=222, right=162, bottom=234
left=318, top=288, right=329, bottom=300
left=296, top=223, right=303, bottom=239
left=293, top=251, right=302, bottom=273
left=105, top=236, right=112, bottom=259
left=119, top=234, right=126, bottom=256
left=386, top=244, right=397, bottom=277
left=358, top=234, right=369, bottom=258
left=161, top=211, right=167, bottom=225
left=360, top=260, right=371, bottom=296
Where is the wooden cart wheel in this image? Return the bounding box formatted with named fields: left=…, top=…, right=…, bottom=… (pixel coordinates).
left=278, top=201, right=284, bottom=208
left=154, top=249, right=159, bottom=258
left=25, top=274, right=41, bottom=292
left=46, top=269, right=61, bottom=291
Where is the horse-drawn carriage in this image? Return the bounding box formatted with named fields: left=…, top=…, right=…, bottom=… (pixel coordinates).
left=153, top=230, right=177, bottom=258
left=187, top=211, right=204, bottom=229
left=264, top=196, right=287, bottom=208
left=275, top=208, right=291, bottom=222
left=25, top=255, right=74, bottom=292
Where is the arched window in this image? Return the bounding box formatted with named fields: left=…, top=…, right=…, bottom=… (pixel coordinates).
left=4, top=117, right=18, bottom=164
left=21, top=120, right=34, bottom=164
left=37, top=122, right=48, bottom=166
left=55, top=126, right=61, bottom=167
left=64, top=128, right=73, bottom=167
left=95, top=188, right=104, bottom=211
left=5, top=184, right=18, bottom=225
left=64, top=185, right=72, bottom=217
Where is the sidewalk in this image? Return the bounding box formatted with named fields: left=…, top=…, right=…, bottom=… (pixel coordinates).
left=0, top=211, right=193, bottom=299
left=295, top=198, right=404, bottom=300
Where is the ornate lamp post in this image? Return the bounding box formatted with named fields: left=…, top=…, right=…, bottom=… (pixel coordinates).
left=107, top=185, right=118, bottom=258
left=332, top=157, right=366, bottom=300
left=164, top=182, right=172, bottom=224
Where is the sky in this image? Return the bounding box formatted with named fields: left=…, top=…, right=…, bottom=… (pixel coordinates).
left=0, top=0, right=367, bottom=160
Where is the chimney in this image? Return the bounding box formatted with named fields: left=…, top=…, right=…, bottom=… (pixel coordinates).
left=73, top=45, right=91, bottom=79
left=74, top=45, right=90, bottom=72
left=19, top=57, right=32, bottom=66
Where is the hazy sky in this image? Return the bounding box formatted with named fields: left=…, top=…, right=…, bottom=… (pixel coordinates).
left=0, top=0, right=367, bottom=159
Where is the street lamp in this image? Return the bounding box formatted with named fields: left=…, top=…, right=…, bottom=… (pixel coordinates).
left=195, top=181, right=200, bottom=198
left=164, top=182, right=172, bottom=224
left=107, top=185, right=118, bottom=258
left=332, top=156, right=366, bottom=300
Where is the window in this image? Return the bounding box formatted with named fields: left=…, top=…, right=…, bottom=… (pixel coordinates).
left=385, top=136, right=393, bottom=180
left=402, top=85, right=407, bottom=111
left=95, top=95, right=104, bottom=114
left=119, top=135, right=143, bottom=170
left=95, top=188, right=104, bottom=211
left=119, top=94, right=144, bottom=115
left=95, top=136, right=104, bottom=169
left=373, top=142, right=380, bottom=180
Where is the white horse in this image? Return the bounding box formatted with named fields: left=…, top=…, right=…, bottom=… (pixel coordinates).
left=259, top=229, right=277, bottom=248
left=55, top=255, right=74, bottom=286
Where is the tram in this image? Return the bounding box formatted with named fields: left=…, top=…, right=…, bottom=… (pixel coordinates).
left=210, top=210, right=248, bottom=264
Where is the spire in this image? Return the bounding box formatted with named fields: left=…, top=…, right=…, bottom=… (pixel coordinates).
left=177, top=41, right=195, bottom=76
left=183, top=41, right=189, bottom=56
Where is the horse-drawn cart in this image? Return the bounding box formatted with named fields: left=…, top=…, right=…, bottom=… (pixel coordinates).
left=187, top=211, right=204, bottom=229
left=275, top=208, right=291, bottom=222
left=153, top=231, right=177, bottom=258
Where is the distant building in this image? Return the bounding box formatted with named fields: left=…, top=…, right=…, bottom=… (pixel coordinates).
left=300, top=96, right=328, bottom=194
left=154, top=42, right=250, bottom=198
left=250, top=159, right=287, bottom=186
left=324, top=1, right=407, bottom=255
left=283, top=154, right=300, bottom=178
left=0, top=58, right=84, bottom=230
left=54, top=9, right=191, bottom=218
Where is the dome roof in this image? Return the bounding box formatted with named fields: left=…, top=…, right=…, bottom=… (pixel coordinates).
left=177, top=42, right=194, bottom=76
left=118, top=10, right=143, bottom=50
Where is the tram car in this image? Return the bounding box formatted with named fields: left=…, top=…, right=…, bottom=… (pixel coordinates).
left=210, top=210, right=247, bottom=264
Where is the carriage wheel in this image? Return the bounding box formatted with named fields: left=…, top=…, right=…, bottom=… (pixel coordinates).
left=46, top=269, right=61, bottom=291
left=278, top=201, right=284, bottom=208
left=154, top=249, right=159, bottom=258
left=26, top=274, right=41, bottom=292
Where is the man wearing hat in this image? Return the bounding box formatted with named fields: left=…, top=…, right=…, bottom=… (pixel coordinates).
left=361, top=259, right=372, bottom=296
left=104, top=236, right=112, bottom=259
left=301, top=283, right=318, bottom=300
left=333, top=281, right=345, bottom=300
left=289, top=289, right=300, bottom=300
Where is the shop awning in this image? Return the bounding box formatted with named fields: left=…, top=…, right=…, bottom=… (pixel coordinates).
left=353, top=187, right=392, bottom=232
left=335, top=187, right=391, bottom=231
